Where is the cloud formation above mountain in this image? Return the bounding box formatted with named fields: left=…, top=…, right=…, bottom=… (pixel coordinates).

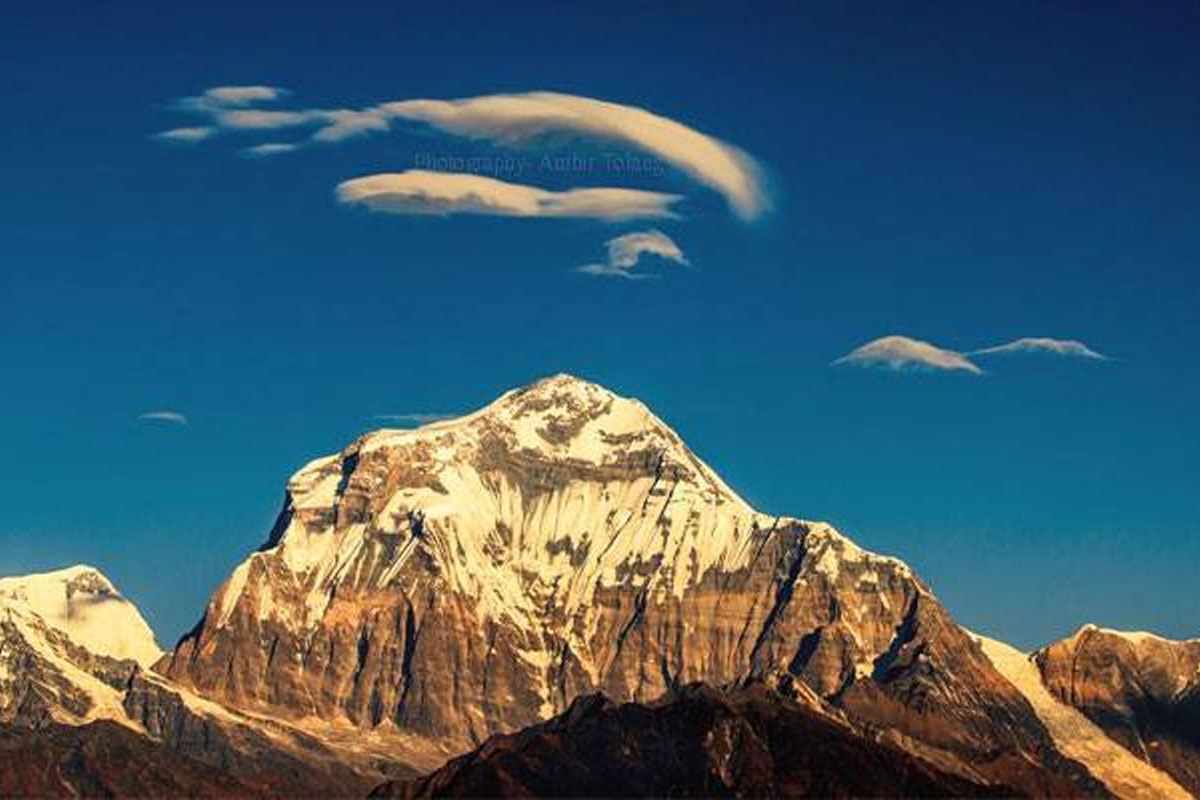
left=336, top=170, right=681, bottom=221
left=833, top=336, right=982, bottom=374
left=577, top=230, right=689, bottom=279
left=155, top=87, right=766, bottom=220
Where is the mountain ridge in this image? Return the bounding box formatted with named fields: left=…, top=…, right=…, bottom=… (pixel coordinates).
left=0, top=374, right=1194, bottom=798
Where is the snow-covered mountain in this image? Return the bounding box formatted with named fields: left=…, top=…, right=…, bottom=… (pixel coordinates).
left=0, top=565, right=158, bottom=728
left=158, top=374, right=1091, bottom=791
left=4, top=375, right=1195, bottom=798
left=0, top=565, right=161, bottom=668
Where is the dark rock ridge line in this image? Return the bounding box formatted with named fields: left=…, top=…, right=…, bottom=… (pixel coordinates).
left=369, top=681, right=1019, bottom=799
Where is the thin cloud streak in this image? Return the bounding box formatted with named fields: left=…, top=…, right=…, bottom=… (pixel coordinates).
left=241, top=142, right=299, bottom=157
left=138, top=410, right=188, bottom=425
left=155, top=127, right=214, bottom=143
left=970, top=337, right=1108, bottom=360
left=577, top=230, right=688, bottom=279
left=337, top=170, right=681, bottom=221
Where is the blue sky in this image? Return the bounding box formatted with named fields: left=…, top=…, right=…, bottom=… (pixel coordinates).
left=2, top=0, right=1197, bottom=650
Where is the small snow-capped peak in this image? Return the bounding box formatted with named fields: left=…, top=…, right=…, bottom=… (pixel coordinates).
left=1071, top=623, right=1194, bottom=647
left=0, top=565, right=162, bottom=667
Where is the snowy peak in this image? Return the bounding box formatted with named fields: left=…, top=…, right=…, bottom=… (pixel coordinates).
left=369, top=373, right=706, bottom=473
left=0, top=565, right=162, bottom=668
left=485, top=373, right=667, bottom=460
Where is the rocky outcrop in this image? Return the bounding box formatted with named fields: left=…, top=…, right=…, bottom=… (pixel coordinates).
left=0, top=714, right=377, bottom=799
left=158, top=374, right=1101, bottom=792
left=0, top=719, right=268, bottom=799
left=120, top=670, right=391, bottom=795
left=976, top=633, right=1190, bottom=800
left=1036, top=625, right=1200, bottom=795
left=370, top=681, right=1016, bottom=798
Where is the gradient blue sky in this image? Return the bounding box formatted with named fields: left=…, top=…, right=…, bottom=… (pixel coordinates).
left=2, top=1, right=1197, bottom=650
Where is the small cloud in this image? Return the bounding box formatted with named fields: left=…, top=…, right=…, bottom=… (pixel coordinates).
left=372, top=413, right=456, bottom=426
left=337, top=170, right=681, bottom=221
left=138, top=410, right=188, bottom=425
left=199, top=85, right=286, bottom=106
left=577, top=229, right=688, bottom=279
left=833, top=335, right=982, bottom=375
left=155, top=126, right=214, bottom=143
left=241, top=142, right=299, bottom=158
left=213, top=108, right=320, bottom=131
left=175, top=85, right=287, bottom=113
left=970, top=337, right=1108, bottom=360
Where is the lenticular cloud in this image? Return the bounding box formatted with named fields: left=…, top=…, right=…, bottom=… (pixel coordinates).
left=336, top=170, right=681, bottom=221
left=156, top=87, right=768, bottom=221
left=833, top=336, right=982, bottom=374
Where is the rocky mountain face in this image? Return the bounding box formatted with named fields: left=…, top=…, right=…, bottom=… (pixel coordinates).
left=157, top=374, right=1094, bottom=792
left=975, top=633, right=1191, bottom=800
left=370, top=681, right=1014, bottom=799
left=1036, top=625, right=1200, bottom=795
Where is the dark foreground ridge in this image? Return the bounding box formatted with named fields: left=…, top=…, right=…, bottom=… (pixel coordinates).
left=371, top=681, right=1019, bottom=799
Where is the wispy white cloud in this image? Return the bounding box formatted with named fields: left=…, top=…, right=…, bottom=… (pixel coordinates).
left=577, top=230, right=688, bottom=279
left=155, top=126, right=214, bottom=143
left=241, top=142, right=299, bottom=158
left=970, top=337, right=1108, bottom=360
left=372, top=413, right=456, bottom=425
left=155, top=88, right=766, bottom=220
left=833, top=335, right=982, bottom=375
left=174, top=85, right=287, bottom=112
left=213, top=108, right=319, bottom=130
left=158, top=85, right=291, bottom=140
left=138, top=410, right=188, bottom=425
left=336, top=170, right=681, bottom=221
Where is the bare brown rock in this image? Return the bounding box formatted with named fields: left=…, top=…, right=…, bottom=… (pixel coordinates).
left=1036, top=624, right=1200, bottom=794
